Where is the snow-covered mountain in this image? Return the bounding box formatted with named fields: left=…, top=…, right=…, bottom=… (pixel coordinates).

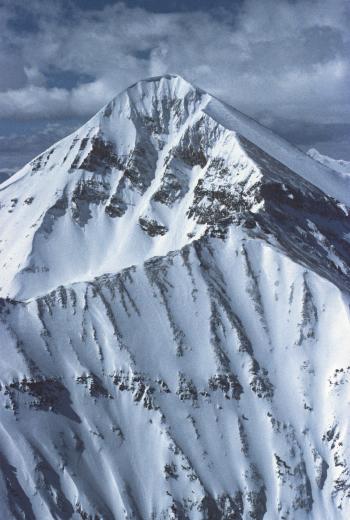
left=307, top=148, right=350, bottom=176
left=1, top=74, right=350, bottom=519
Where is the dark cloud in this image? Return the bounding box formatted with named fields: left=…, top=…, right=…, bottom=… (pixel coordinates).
left=0, top=0, right=349, bottom=172
left=266, top=119, right=350, bottom=159
left=0, top=119, right=82, bottom=176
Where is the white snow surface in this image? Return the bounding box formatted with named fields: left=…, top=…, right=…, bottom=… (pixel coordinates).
left=307, top=148, right=350, bottom=176
left=0, top=74, right=350, bottom=519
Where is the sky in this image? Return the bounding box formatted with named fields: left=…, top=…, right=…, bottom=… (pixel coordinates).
left=0, top=0, right=349, bottom=179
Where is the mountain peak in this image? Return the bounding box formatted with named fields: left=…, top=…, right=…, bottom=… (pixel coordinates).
left=105, top=73, right=200, bottom=110
left=100, top=72, right=203, bottom=124
left=127, top=72, right=189, bottom=88
left=1, top=76, right=350, bottom=300
left=1, top=76, right=350, bottom=519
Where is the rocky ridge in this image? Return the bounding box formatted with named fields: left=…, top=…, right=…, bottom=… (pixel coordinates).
left=0, top=74, right=350, bottom=519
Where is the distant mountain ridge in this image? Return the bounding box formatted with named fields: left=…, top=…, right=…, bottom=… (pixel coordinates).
left=307, top=148, right=350, bottom=175
left=0, top=74, right=350, bottom=519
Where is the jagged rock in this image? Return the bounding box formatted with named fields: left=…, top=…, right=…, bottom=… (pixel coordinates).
left=77, top=136, right=125, bottom=172
left=208, top=373, right=243, bottom=400
left=176, top=372, right=198, bottom=403
left=0, top=74, right=349, bottom=519
left=76, top=373, right=110, bottom=398
left=139, top=216, right=168, bottom=236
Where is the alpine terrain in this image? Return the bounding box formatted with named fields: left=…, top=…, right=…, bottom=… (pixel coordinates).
left=1, top=74, right=350, bottom=520
left=307, top=148, right=350, bottom=176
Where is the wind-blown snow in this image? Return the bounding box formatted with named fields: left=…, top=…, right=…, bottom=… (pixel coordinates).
left=0, top=74, right=350, bottom=519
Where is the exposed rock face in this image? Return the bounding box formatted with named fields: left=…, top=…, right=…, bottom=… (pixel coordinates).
left=138, top=216, right=168, bottom=237
left=0, top=74, right=350, bottom=519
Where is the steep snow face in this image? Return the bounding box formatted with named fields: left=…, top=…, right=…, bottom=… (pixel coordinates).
left=0, top=75, right=208, bottom=299
left=308, top=148, right=350, bottom=176
left=1, top=74, right=350, bottom=519
left=1, top=237, right=350, bottom=520
left=1, top=74, right=350, bottom=300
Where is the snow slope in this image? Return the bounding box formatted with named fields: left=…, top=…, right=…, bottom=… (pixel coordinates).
left=0, top=74, right=350, bottom=519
